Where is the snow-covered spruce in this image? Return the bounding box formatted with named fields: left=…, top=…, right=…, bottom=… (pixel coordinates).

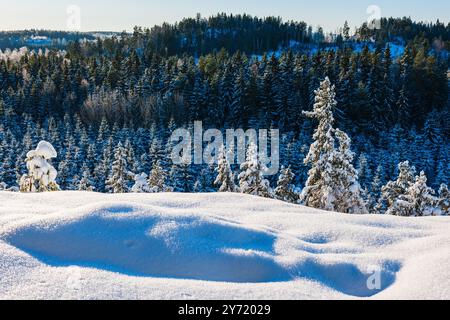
left=376, top=161, right=416, bottom=214
left=387, top=171, right=438, bottom=217
left=148, top=161, right=172, bottom=193
left=238, top=142, right=272, bottom=198
left=215, top=146, right=238, bottom=192
left=19, top=141, right=60, bottom=193
left=438, top=184, right=450, bottom=216
left=274, top=166, right=299, bottom=203
left=300, top=77, right=367, bottom=214
left=105, top=142, right=134, bottom=194
left=78, top=164, right=95, bottom=192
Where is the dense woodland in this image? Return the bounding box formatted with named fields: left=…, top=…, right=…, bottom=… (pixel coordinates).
left=0, top=14, right=449, bottom=214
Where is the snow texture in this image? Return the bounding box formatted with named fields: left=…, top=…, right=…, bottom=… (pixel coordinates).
left=0, top=191, right=449, bottom=300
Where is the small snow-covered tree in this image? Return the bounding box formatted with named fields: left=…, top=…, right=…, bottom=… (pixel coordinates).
left=0, top=182, right=7, bottom=191
left=19, top=141, right=60, bottom=192
left=376, top=161, right=416, bottom=214
left=148, top=161, right=172, bottom=193
left=387, top=171, right=437, bottom=216
left=332, top=130, right=368, bottom=214
left=274, top=166, right=298, bottom=203
left=238, top=142, right=272, bottom=198
left=105, top=142, right=133, bottom=194
left=215, top=146, right=237, bottom=192
left=131, top=173, right=151, bottom=193
left=78, top=164, right=95, bottom=191
left=437, top=184, right=450, bottom=216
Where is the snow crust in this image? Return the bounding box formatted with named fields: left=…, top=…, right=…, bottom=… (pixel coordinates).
left=0, top=191, right=449, bottom=300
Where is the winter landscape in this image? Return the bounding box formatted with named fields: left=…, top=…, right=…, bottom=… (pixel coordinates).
left=0, top=1, right=449, bottom=300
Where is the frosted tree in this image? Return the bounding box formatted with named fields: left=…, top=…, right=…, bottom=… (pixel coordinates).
left=169, top=162, right=195, bottom=193
left=195, top=162, right=216, bottom=193
left=437, top=184, right=450, bottom=216
left=105, top=142, right=134, bottom=194
left=215, top=146, right=237, bottom=192
left=300, top=77, right=367, bottom=214
left=131, top=173, right=151, bottom=193
left=19, top=141, right=60, bottom=192
left=331, top=130, right=368, bottom=214
left=78, top=164, right=95, bottom=191
left=148, top=160, right=172, bottom=193
left=301, top=77, right=337, bottom=210
left=238, top=142, right=272, bottom=198
left=376, top=161, right=416, bottom=214
left=274, top=166, right=298, bottom=203
left=387, top=171, right=437, bottom=216
left=0, top=182, right=7, bottom=191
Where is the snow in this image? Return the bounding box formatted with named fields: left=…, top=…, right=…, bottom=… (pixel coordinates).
left=27, top=141, right=58, bottom=160
left=0, top=191, right=449, bottom=300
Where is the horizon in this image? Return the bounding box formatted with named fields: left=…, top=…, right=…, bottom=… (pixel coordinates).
left=0, top=0, right=449, bottom=33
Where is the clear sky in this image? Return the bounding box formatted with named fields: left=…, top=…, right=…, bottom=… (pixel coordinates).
left=0, top=0, right=448, bottom=32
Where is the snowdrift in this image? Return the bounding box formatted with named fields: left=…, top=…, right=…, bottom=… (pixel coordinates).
left=0, top=192, right=449, bottom=300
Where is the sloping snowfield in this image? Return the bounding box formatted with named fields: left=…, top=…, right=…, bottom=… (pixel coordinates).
left=0, top=191, right=449, bottom=300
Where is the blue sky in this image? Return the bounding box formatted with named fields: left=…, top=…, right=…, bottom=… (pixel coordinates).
left=0, top=0, right=448, bottom=32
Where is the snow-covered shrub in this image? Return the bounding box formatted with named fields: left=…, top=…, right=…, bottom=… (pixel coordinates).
left=0, top=182, right=7, bottom=191
left=19, top=141, right=60, bottom=193
left=131, top=173, right=151, bottom=193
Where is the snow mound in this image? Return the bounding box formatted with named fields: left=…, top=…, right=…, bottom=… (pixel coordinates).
left=0, top=192, right=449, bottom=300
left=3, top=203, right=288, bottom=283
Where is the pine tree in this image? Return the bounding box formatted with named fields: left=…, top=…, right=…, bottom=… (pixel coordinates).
left=388, top=171, right=437, bottom=216
left=78, top=163, right=95, bottom=191
left=148, top=160, right=171, bottom=193
left=274, top=166, right=298, bottom=203
left=301, top=77, right=337, bottom=210
left=169, top=162, right=195, bottom=193
left=377, top=161, right=416, bottom=214
left=105, top=142, right=133, bottom=193
left=301, top=77, right=367, bottom=214
left=215, top=146, right=237, bottom=192
left=332, top=129, right=368, bottom=214
left=437, top=184, right=450, bottom=216
left=238, top=142, right=272, bottom=198
left=343, top=21, right=350, bottom=42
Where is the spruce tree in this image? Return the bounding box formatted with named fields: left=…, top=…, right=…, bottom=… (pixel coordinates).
left=238, top=142, right=272, bottom=198
left=148, top=160, right=171, bottom=193
left=301, top=77, right=367, bottom=214
left=387, top=171, right=437, bottom=216
left=437, top=184, right=450, bottom=216
left=78, top=163, right=95, bottom=192
left=274, top=166, right=298, bottom=203
left=105, top=142, right=133, bottom=193
left=376, top=161, right=416, bottom=214
left=215, top=147, right=238, bottom=192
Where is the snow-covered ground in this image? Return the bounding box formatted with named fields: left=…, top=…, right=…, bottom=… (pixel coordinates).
left=0, top=191, right=449, bottom=300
